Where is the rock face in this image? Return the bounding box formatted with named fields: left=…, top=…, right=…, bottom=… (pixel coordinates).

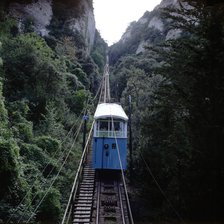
left=7, top=0, right=96, bottom=53
left=155, top=0, right=178, bottom=9
left=67, top=0, right=96, bottom=53
left=112, top=0, right=184, bottom=57
left=9, top=0, right=53, bottom=36
left=148, top=16, right=164, bottom=32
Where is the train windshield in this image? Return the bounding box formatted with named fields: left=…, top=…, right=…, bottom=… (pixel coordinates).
left=99, top=121, right=108, bottom=130
left=95, top=119, right=127, bottom=138
left=99, top=120, right=121, bottom=131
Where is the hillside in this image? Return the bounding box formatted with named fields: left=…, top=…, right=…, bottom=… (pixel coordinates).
left=109, top=0, right=224, bottom=222
left=1, top=0, right=224, bottom=223
left=0, top=0, right=107, bottom=223
left=109, top=0, right=184, bottom=65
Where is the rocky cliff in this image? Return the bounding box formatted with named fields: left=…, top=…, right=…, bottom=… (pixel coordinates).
left=1, top=0, right=95, bottom=53
left=109, top=0, right=187, bottom=64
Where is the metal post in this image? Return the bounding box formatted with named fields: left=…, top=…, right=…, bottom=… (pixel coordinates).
left=128, top=95, right=133, bottom=183
left=82, top=114, right=88, bottom=152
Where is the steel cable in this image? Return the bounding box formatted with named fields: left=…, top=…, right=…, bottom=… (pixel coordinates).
left=110, top=115, right=135, bottom=224
left=24, top=120, right=84, bottom=223
left=7, top=110, right=85, bottom=224
left=139, top=149, right=185, bottom=223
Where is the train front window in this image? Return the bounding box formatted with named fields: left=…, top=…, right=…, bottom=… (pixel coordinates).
left=95, top=119, right=126, bottom=138
left=99, top=121, right=108, bottom=131
left=114, top=122, right=120, bottom=131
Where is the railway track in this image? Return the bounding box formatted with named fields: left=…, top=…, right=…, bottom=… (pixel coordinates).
left=72, top=151, right=131, bottom=224
left=92, top=170, right=130, bottom=224
left=73, top=149, right=95, bottom=224
left=62, top=123, right=133, bottom=224
left=60, top=63, right=134, bottom=224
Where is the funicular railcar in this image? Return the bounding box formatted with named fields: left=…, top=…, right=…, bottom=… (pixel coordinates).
left=93, top=103, right=128, bottom=170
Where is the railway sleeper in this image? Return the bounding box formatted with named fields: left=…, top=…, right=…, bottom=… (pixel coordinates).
left=103, top=205, right=116, bottom=213
left=74, top=201, right=92, bottom=205
left=75, top=199, right=93, bottom=203
left=103, top=216, right=117, bottom=224
left=74, top=209, right=91, bottom=214
left=74, top=204, right=92, bottom=208
left=84, top=175, right=94, bottom=177
left=80, top=183, right=94, bottom=187
left=74, top=207, right=92, bottom=211
left=102, top=191, right=116, bottom=195
left=82, top=180, right=94, bottom=183
left=82, top=178, right=94, bottom=181
left=73, top=218, right=90, bottom=223
left=76, top=197, right=93, bottom=201
left=79, top=193, right=93, bottom=197
left=73, top=214, right=91, bottom=219
left=79, top=189, right=94, bottom=193
left=79, top=189, right=94, bottom=192
left=103, top=186, right=115, bottom=191
left=101, top=199, right=117, bottom=206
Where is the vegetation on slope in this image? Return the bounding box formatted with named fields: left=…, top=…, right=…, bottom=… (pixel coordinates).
left=110, top=0, right=224, bottom=222
left=0, top=4, right=107, bottom=223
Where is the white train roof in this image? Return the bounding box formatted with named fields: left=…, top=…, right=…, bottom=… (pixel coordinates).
left=94, top=103, right=128, bottom=121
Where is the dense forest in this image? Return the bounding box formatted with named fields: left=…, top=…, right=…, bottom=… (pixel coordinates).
left=0, top=0, right=107, bottom=223
left=109, top=0, right=224, bottom=223
left=0, top=0, right=224, bottom=223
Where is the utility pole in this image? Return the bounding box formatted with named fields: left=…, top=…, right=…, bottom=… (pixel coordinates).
left=82, top=113, right=88, bottom=152
left=128, top=95, right=133, bottom=183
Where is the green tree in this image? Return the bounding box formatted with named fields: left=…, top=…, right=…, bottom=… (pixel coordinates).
left=135, top=0, right=224, bottom=220
left=1, top=33, right=67, bottom=122
left=36, top=188, right=61, bottom=223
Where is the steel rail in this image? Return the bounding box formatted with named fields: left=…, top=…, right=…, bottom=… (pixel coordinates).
left=96, top=179, right=101, bottom=224
left=110, top=116, right=135, bottom=224
left=118, top=182, right=126, bottom=224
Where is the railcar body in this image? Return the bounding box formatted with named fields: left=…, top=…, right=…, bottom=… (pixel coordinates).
left=93, top=103, right=128, bottom=170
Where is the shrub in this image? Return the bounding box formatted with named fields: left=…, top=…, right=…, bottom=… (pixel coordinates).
left=34, top=135, right=60, bottom=155
left=36, top=188, right=61, bottom=222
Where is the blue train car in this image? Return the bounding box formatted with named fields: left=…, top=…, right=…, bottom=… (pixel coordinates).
left=93, top=103, right=128, bottom=170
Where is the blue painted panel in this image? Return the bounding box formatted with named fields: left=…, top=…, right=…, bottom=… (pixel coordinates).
left=93, top=137, right=127, bottom=170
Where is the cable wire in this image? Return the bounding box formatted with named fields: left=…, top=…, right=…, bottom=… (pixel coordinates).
left=110, top=115, right=134, bottom=224
left=8, top=86, right=98, bottom=223
left=6, top=111, right=84, bottom=224
left=139, top=149, right=185, bottom=223
left=7, top=74, right=102, bottom=223
left=17, top=65, right=103, bottom=223
left=61, top=121, right=94, bottom=224
left=25, top=82, right=101, bottom=222
left=24, top=120, right=84, bottom=223
left=17, top=120, right=84, bottom=223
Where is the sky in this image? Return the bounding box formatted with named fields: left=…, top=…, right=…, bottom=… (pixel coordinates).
left=93, top=0, right=162, bottom=46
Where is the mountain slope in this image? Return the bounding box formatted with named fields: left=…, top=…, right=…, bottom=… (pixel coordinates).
left=0, top=1, right=107, bottom=223
left=109, top=0, right=182, bottom=65
left=1, top=0, right=96, bottom=53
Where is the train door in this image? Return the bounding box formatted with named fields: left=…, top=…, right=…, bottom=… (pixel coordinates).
left=102, top=138, right=110, bottom=169
left=102, top=120, right=120, bottom=169
left=102, top=139, right=118, bottom=169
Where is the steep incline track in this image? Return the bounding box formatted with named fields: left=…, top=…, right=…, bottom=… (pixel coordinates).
left=73, top=150, right=95, bottom=223
left=71, top=148, right=131, bottom=224
left=92, top=170, right=130, bottom=224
